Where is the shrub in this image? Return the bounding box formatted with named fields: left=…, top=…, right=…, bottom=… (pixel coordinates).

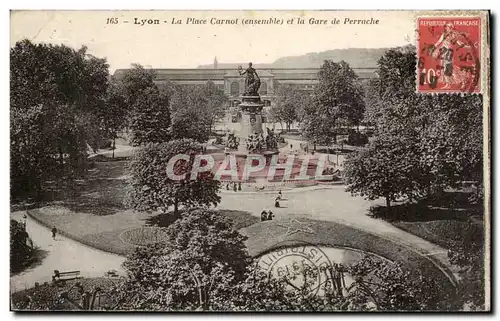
left=347, top=130, right=369, bottom=146
left=10, top=219, right=34, bottom=273
left=118, top=208, right=251, bottom=310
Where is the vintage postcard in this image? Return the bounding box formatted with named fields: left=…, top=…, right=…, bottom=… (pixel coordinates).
left=9, top=10, right=490, bottom=312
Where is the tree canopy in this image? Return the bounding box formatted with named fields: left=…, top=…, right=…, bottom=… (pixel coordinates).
left=129, top=86, right=171, bottom=146
left=270, top=84, right=307, bottom=131
left=10, top=39, right=110, bottom=197
left=301, top=60, right=365, bottom=145
left=110, top=211, right=454, bottom=311
left=126, top=139, right=221, bottom=214
left=345, top=47, right=483, bottom=204
left=170, top=82, right=228, bottom=142
left=113, top=208, right=250, bottom=310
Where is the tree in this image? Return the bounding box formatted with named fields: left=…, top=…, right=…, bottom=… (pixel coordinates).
left=344, top=134, right=422, bottom=208
left=100, top=80, right=128, bottom=158
left=114, top=208, right=250, bottom=311
left=113, top=238, right=455, bottom=311
left=10, top=219, right=33, bottom=273
left=170, top=107, right=210, bottom=143
left=111, top=64, right=173, bottom=146
left=10, top=39, right=110, bottom=198
left=301, top=60, right=365, bottom=145
left=129, top=87, right=171, bottom=146
left=447, top=223, right=485, bottom=310
left=11, top=106, right=56, bottom=195
left=117, top=64, right=156, bottom=108
left=203, top=81, right=229, bottom=134
left=126, top=139, right=221, bottom=214
left=270, top=84, right=305, bottom=131
left=169, top=82, right=228, bottom=141
left=345, top=256, right=456, bottom=311
left=363, top=47, right=483, bottom=197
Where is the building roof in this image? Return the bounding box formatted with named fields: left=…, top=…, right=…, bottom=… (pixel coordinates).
left=224, top=70, right=275, bottom=78
left=113, top=67, right=378, bottom=81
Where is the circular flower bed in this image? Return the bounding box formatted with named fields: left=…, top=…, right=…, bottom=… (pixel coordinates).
left=119, top=227, right=168, bottom=246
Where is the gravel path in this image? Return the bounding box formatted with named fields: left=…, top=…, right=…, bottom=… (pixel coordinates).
left=10, top=211, right=125, bottom=294
left=219, top=185, right=460, bottom=282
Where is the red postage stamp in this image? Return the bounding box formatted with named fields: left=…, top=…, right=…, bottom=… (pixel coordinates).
left=417, top=17, right=481, bottom=93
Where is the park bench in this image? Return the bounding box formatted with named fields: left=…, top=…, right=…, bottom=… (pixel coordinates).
left=52, top=270, right=81, bottom=283
left=105, top=269, right=119, bottom=277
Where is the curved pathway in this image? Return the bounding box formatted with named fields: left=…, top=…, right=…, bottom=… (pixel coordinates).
left=11, top=185, right=460, bottom=293
left=219, top=185, right=460, bottom=281
left=10, top=211, right=125, bottom=294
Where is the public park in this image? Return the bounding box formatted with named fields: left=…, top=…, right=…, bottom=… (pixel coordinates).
left=9, top=35, right=486, bottom=311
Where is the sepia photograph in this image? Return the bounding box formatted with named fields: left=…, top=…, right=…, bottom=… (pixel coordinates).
left=8, top=9, right=490, bottom=312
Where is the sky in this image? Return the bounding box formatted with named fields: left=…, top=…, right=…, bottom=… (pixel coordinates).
left=10, top=10, right=416, bottom=71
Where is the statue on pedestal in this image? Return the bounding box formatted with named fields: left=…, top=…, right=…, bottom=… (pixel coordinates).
left=238, top=62, right=261, bottom=96
left=226, top=132, right=239, bottom=149
left=265, top=127, right=279, bottom=150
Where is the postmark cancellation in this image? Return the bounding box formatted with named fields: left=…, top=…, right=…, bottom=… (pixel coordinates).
left=416, top=15, right=485, bottom=94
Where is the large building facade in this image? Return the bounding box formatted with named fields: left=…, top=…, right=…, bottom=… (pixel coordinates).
left=114, top=61, right=378, bottom=109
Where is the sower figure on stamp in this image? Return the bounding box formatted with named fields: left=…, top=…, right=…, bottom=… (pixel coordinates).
left=432, top=22, right=471, bottom=90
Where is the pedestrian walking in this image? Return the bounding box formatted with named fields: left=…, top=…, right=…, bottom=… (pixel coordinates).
left=51, top=226, right=57, bottom=240
left=274, top=197, right=280, bottom=208
left=233, top=183, right=237, bottom=192
left=22, top=214, right=27, bottom=230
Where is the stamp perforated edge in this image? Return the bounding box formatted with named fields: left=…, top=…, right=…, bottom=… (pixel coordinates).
left=414, top=11, right=489, bottom=95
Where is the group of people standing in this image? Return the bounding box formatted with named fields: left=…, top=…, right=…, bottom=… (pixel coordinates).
left=226, top=182, right=242, bottom=192
left=260, top=210, right=274, bottom=221
left=261, top=190, right=284, bottom=221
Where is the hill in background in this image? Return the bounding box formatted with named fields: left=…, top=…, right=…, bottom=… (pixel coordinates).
left=197, top=48, right=391, bottom=69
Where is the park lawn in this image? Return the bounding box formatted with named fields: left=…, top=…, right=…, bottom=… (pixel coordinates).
left=240, top=217, right=456, bottom=290
left=26, top=159, right=143, bottom=255
left=28, top=206, right=261, bottom=256
left=28, top=206, right=150, bottom=255
left=31, top=160, right=131, bottom=217
left=392, top=220, right=482, bottom=250
left=368, top=193, right=484, bottom=251
left=218, top=210, right=260, bottom=230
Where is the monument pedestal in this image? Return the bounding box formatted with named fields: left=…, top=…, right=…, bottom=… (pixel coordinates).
left=239, top=95, right=264, bottom=139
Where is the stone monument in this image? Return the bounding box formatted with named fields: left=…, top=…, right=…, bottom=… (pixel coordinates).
left=237, top=62, right=265, bottom=151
